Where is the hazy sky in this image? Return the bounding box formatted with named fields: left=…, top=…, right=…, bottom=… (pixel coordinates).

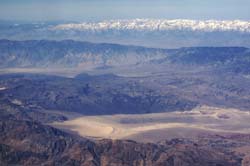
left=0, top=0, right=250, bottom=21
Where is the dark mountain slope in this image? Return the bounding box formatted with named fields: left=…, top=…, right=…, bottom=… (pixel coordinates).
left=0, top=114, right=242, bottom=166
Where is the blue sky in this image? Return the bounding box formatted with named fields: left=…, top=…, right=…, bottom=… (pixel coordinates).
left=0, top=0, right=250, bottom=21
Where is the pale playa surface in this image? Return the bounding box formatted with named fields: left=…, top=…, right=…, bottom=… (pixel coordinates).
left=52, top=106, right=250, bottom=142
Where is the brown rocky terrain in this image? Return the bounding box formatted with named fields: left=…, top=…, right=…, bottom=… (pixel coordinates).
left=0, top=113, right=246, bottom=166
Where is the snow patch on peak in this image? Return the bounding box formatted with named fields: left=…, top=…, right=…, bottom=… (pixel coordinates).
left=0, top=87, right=7, bottom=91
left=52, top=19, right=250, bottom=33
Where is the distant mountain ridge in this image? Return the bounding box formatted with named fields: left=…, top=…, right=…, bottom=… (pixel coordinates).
left=0, top=39, right=250, bottom=71
left=0, top=39, right=167, bottom=68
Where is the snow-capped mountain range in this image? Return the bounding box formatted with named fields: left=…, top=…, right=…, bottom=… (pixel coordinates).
left=1, top=19, right=250, bottom=48
left=52, top=19, right=250, bottom=33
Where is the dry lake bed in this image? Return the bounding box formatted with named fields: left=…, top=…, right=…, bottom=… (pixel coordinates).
left=52, top=106, right=250, bottom=142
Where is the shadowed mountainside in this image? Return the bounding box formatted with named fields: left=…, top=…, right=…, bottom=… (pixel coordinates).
left=0, top=73, right=197, bottom=118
